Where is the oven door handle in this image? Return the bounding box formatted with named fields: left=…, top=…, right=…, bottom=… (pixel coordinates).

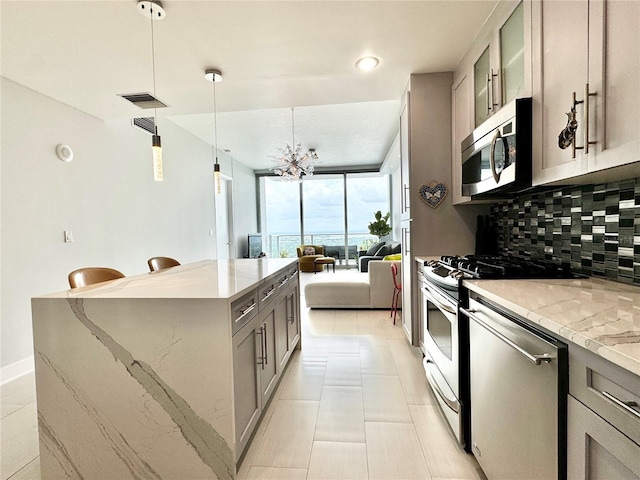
left=460, top=307, right=553, bottom=365
left=422, top=283, right=457, bottom=315
left=424, top=358, right=460, bottom=414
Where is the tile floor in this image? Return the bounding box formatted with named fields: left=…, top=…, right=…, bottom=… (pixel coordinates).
left=0, top=271, right=485, bottom=480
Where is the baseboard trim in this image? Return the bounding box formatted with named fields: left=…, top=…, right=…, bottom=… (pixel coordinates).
left=0, top=355, right=35, bottom=385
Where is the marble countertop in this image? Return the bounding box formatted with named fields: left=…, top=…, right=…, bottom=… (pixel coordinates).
left=462, top=277, right=640, bottom=377
left=36, top=258, right=298, bottom=300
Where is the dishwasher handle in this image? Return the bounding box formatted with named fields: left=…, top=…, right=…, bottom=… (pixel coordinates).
left=461, top=307, right=553, bottom=366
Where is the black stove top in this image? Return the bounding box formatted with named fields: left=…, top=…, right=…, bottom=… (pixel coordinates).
left=436, top=255, right=573, bottom=280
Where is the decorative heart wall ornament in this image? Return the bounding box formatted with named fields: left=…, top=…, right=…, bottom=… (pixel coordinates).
left=419, top=181, right=448, bottom=209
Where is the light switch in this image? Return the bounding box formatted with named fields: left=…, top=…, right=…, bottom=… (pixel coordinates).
left=209, top=228, right=214, bottom=236
left=64, top=230, right=73, bottom=243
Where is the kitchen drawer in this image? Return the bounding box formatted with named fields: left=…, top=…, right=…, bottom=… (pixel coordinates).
left=258, top=278, right=278, bottom=309
left=231, top=288, right=258, bottom=335
left=567, top=395, right=640, bottom=479
left=569, top=344, right=640, bottom=445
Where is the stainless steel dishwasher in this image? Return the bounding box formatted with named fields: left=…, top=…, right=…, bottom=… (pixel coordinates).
left=461, top=295, right=567, bottom=480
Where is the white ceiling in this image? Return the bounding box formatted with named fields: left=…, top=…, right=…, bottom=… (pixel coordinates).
left=1, top=0, right=498, bottom=170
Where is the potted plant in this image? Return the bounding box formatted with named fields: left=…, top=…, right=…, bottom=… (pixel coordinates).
left=368, top=211, right=392, bottom=240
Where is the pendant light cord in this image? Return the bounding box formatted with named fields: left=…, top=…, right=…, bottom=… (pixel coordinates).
left=291, top=107, right=295, bottom=146
left=213, top=80, right=218, bottom=165
left=150, top=8, right=158, bottom=134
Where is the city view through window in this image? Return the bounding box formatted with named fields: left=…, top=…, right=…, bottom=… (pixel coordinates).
left=262, top=173, right=391, bottom=267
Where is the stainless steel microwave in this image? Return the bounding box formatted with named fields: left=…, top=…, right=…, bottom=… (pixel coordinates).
left=461, top=98, right=532, bottom=198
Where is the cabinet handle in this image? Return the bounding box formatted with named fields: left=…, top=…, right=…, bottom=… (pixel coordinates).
left=486, top=69, right=499, bottom=115
left=403, top=185, right=411, bottom=211
left=263, top=323, right=268, bottom=366
left=262, top=286, right=276, bottom=301
left=601, top=390, right=640, bottom=419
left=279, top=277, right=288, bottom=287
left=486, top=73, right=491, bottom=115
left=491, top=69, right=499, bottom=111
left=288, top=295, right=294, bottom=324
left=571, top=86, right=597, bottom=157
left=584, top=83, right=597, bottom=154
left=256, top=327, right=264, bottom=369
left=237, top=302, right=256, bottom=322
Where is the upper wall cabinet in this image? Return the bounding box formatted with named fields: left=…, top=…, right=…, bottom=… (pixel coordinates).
left=532, top=0, right=640, bottom=186
left=452, top=1, right=530, bottom=205
left=474, top=1, right=527, bottom=128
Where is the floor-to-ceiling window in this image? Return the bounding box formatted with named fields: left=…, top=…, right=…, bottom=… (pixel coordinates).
left=261, top=172, right=390, bottom=267
left=263, top=177, right=301, bottom=258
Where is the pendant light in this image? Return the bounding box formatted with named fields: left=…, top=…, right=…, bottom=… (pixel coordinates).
left=138, top=0, right=166, bottom=181
left=270, top=107, right=317, bottom=181
left=205, top=69, right=223, bottom=194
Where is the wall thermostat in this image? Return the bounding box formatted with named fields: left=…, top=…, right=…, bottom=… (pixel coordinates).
left=56, top=144, right=73, bottom=163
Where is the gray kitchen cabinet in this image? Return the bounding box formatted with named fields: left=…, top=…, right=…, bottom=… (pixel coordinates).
left=400, top=92, right=411, bottom=217
left=286, top=276, right=300, bottom=353
left=451, top=0, right=529, bottom=204
left=257, top=298, right=278, bottom=407
left=232, top=264, right=301, bottom=462
left=567, top=344, right=640, bottom=479
left=452, top=74, right=473, bottom=205
left=532, top=0, right=640, bottom=186
left=471, top=1, right=527, bottom=128
left=568, top=397, right=640, bottom=479
left=399, top=89, right=413, bottom=343
left=232, top=316, right=262, bottom=459
left=275, top=292, right=289, bottom=372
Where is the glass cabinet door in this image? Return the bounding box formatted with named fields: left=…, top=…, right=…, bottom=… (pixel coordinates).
left=474, top=46, right=491, bottom=127
left=500, top=2, right=524, bottom=105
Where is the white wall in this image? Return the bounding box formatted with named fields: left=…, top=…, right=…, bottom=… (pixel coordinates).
left=0, top=78, right=257, bottom=369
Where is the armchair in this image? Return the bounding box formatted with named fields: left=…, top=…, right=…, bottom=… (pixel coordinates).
left=296, top=245, right=325, bottom=272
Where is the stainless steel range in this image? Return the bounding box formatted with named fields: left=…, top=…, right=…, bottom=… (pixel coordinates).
left=420, top=255, right=574, bottom=451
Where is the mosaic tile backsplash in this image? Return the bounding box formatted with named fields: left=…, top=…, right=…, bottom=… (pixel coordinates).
left=489, top=177, right=640, bottom=285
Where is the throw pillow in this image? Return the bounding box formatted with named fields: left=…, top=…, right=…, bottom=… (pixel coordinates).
left=303, top=247, right=316, bottom=256
left=375, top=244, right=392, bottom=257
left=390, top=243, right=402, bottom=254
left=383, top=254, right=402, bottom=261
left=365, top=241, right=385, bottom=256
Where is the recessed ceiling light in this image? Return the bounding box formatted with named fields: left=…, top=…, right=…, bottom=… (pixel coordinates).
left=355, top=56, right=380, bottom=72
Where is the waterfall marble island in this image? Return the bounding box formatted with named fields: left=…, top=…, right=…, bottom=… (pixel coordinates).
left=31, top=258, right=301, bottom=480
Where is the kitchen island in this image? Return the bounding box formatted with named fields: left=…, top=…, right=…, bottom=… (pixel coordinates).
left=31, top=258, right=300, bottom=480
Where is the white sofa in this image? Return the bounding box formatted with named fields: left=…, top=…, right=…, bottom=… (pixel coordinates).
left=304, top=260, right=401, bottom=309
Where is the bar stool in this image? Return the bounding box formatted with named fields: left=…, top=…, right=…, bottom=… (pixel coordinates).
left=68, top=267, right=125, bottom=289
left=390, top=263, right=402, bottom=324
left=147, top=257, right=180, bottom=272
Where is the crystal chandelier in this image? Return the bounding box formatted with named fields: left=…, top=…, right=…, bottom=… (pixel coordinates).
left=271, top=108, right=317, bottom=181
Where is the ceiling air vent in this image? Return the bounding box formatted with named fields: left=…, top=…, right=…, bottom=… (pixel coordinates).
left=132, top=117, right=156, bottom=135
left=118, top=92, right=168, bottom=109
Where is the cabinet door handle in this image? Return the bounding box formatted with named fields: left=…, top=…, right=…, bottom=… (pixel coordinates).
left=256, top=327, right=264, bottom=369
left=288, top=295, right=294, bottom=324
left=571, top=86, right=597, bottom=157
left=486, top=73, right=491, bottom=115
left=584, top=83, right=597, bottom=154
left=263, top=323, right=268, bottom=366
left=403, top=185, right=411, bottom=211
left=601, top=390, right=640, bottom=419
